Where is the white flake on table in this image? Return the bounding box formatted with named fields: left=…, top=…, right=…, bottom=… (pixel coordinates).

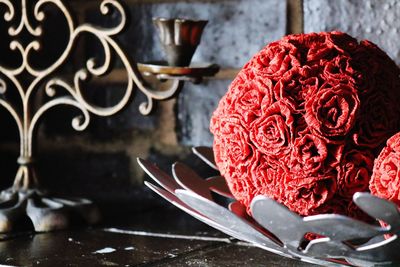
left=93, top=247, right=116, bottom=254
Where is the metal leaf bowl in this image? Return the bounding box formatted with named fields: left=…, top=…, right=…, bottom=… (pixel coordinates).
left=137, top=147, right=400, bottom=267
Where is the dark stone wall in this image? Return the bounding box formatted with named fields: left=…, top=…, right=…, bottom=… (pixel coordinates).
left=304, top=0, right=400, bottom=65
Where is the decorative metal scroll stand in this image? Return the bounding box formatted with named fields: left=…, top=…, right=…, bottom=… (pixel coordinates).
left=139, top=147, right=400, bottom=267
left=0, top=0, right=218, bottom=233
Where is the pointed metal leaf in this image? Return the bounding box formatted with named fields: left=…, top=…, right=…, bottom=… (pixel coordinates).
left=172, top=162, right=213, bottom=200
left=354, top=193, right=400, bottom=228
left=175, top=189, right=283, bottom=251
left=251, top=196, right=305, bottom=247
left=206, top=176, right=234, bottom=198
left=192, top=146, right=218, bottom=170
left=137, top=158, right=181, bottom=193
left=304, top=214, right=384, bottom=241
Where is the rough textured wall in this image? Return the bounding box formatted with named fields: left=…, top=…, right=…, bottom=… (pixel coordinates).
left=304, top=0, right=400, bottom=65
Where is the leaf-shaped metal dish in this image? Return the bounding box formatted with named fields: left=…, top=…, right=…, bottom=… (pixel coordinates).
left=138, top=147, right=400, bottom=266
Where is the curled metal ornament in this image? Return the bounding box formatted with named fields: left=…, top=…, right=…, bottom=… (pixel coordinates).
left=0, top=0, right=183, bottom=232
left=138, top=147, right=400, bottom=267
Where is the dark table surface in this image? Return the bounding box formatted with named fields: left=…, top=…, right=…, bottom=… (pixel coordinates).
left=0, top=206, right=318, bottom=267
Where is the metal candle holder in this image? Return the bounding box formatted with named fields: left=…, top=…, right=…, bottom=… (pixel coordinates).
left=0, top=0, right=218, bottom=233
left=139, top=147, right=400, bottom=267
left=139, top=17, right=218, bottom=84
left=153, top=17, right=208, bottom=67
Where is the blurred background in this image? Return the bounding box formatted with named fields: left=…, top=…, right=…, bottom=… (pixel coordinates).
left=0, top=0, right=398, bottom=215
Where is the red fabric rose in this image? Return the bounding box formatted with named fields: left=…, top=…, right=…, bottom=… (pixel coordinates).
left=337, top=150, right=374, bottom=198
left=211, top=114, right=253, bottom=177
left=211, top=31, right=400, bottom=217
left=273, top=66, right=320, bottom=109
left=227, top=77, right=274, bottom=124
left=370, top=132, right=400, bottom=205
left=283, top=175, right=337, bottom=215
left=289, top=131, right=344, bottom=177
left=250, top=153, right=287, bottom=201
left=321, top=56, right=357, bottom=85
left=304, top=84, right=360, bottom=143
left=289, top=133, right=328, bottom=175
left=249, top=100, right=295, bottom=159
left=353, top=90, right=400, bottom=149
left=247, top=41, right=301, bottom=80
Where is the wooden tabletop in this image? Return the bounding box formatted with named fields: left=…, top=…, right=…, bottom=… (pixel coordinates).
left=0, top=207, right=317, bottom=267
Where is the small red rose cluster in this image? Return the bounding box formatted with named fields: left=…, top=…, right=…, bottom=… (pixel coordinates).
left=210, top=32, right=400, bottom=217
left=370, top=132, right=400, bottom=205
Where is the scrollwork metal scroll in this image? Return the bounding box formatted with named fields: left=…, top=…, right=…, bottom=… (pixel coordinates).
left=0, top=0, right=183, bottom=232
left=0, top=0, right=183, bottom=190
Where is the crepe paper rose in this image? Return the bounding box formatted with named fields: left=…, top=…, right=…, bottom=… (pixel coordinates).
left=284, top=175, right=337, bottom=216
left=250, top=153, right=288, bottom=201
left=353, top=90, right=399, bottom=149
left=304, top=84, right=360, bottom=143
left=337, top=150, right=374, bottom=198
left=211, top=114, right=253, bottom=177
left=228, top=76, right=274, bottom=124
left=211, top=31, right=400, bottom=217
left=249, top=100, right=295, bottom=158
left=370, top=132, right=400, bottom=206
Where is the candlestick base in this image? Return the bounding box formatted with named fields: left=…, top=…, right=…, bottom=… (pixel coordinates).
left=0, top=188, right=100, bottom=233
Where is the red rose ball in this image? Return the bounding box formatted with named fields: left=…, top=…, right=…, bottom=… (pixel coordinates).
left=210, top=32, right=400, bottom=217
left=370, top=132, right=400, bottom=205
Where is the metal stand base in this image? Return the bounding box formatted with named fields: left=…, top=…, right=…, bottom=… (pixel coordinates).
left=0, top=188, right=100, bottom=233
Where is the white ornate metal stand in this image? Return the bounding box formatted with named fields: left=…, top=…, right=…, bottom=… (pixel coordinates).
left=0, top=0, right=217, bottom=233
left=139, top=147, right=400, bottom=267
